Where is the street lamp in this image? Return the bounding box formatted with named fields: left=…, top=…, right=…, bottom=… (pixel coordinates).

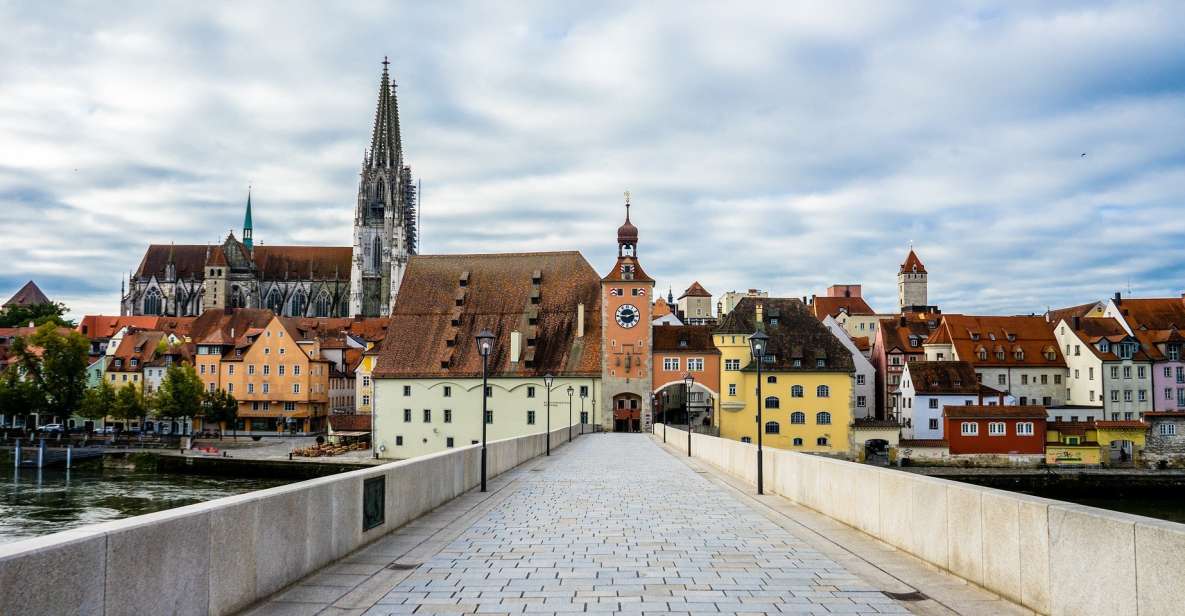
left=566, top=385, right=574, bottom=442
left=543, top=373, right=554, bottom=456
left=476, top=329, right=495, bottom=492
left=653, top=392, right=664, bottom=443
left=683, top=372, right=694, bottom=457
left=580, top=389, right=587, bottom=435
left=749, top=329, right=769, bottom=495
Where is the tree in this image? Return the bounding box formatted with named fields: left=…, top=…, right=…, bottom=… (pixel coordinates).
left=0, top=367, right=43, bottom=427
left=78, top=380, right=117, bottom=428
left=202, top=388, right=238, bottom=440
left=9, top=324, right=89, bottom=424
left=112, top=383, right=145, bottom=431
left=153, top=364, right=204, bottom=434
left=0, top=301, right=73, bottom=328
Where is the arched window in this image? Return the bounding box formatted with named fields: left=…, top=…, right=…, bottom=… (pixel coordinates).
left=764, top=396, right=780, bottom=409
left=314, top=292, right=332, bottom=317
left=764, top=421, right=780, bottom=434
left=792, top=437, right=803, bottom=446
left=372, top=237, right=382, bottom=270
left=816, top=385, right=830, bottom=398
left=143, top=288, right=163, bottom=315
left=816, top=411, right=832, bottom=425
left=791, top=385, right=804, bottom=398
left=766, top=375, right=777, bottom=384
left=791, top=412, right=805, bottom=424
left=816, top=437, right=829, bottom=446
left=376, top=178, right=385, bottom=203
left=230, top=287, right=246, bottom=308
left=265, top=288, right=283, bottom=314
left=291, top=289, right=308, bottom=316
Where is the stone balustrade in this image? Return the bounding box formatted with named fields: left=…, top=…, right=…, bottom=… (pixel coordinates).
left=655, top=424, right=1185, bottom=616
left=0, top=426, right=579, bottom=616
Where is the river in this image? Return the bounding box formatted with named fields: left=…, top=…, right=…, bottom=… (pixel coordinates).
left=0, top=454, right=291, bottom=545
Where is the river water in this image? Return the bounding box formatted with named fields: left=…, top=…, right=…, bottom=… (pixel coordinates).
left=0, top=454, right=291, bottom=545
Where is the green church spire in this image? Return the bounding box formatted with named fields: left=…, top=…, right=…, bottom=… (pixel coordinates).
left=243, top=187, right=254, bottom=250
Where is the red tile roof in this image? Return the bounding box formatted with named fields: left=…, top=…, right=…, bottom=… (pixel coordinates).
left=3, top=281, right=50, bottom=308
left=652, top=325, right=719, bottom=353
left=905, top=361, right=980, bottom=394
left=943, top=405, right=1047, bottom=419
left=134, top=244, right=352, bottom=281
left=77, top=315, right=194, bottom=340
left=811, top=295, right=876, bottom=320
left=1063, top=317, right=1152, bottom=362
left=899, top=439, right=948, bottom=448
left=679, top=281, right=712, bottom=299
left=878, top=313, right=944, bottom=354
left=900, top=249, right=926, bottom=274
left=931, top=315, right=1065, bottom=368
left=374, top=252, right=602, bottom=379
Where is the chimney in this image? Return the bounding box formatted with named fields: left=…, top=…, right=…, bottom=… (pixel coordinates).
left=577, top=303, right=585, bottom=338
left=1073, top=316, right=1081, bottom=330
left=755, top=302, right=764, bottom=325
left=510, top=331, right=521, bottom=363
left=899, top=316, right=907, bottom=327
left=1114, top=291, right=1122, bottom=306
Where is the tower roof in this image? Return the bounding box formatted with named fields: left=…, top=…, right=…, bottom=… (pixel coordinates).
left=900, top=249, right=926, bottom=274
left=243, top=188, right=254, bottom=249
left=3, top=280, right=50, bottom=308
left=617, top=198, right=638, bottom=245
left=679, top=281, right=712, bottom=299
left=367, top=57, right=402, bottom=170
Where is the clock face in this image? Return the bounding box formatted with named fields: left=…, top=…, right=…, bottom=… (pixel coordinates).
left=615, top=304, right=640, bottom=328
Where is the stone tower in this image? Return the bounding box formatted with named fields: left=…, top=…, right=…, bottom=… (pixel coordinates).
left=350, top=58, right=417, bottom=317
left=600, top=193, right=655, bottom=432
left=897, top=248, right=928, bottom=312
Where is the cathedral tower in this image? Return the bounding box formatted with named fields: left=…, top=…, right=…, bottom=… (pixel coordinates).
left=897, top=248, right=928, bottom=312
left=350, top=58, right=417, bottom=317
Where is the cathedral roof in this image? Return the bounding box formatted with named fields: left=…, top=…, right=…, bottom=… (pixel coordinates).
left=367, top=57, right=402, bottom=170
left=134, top=244, right=351, bottom=281
left=373, top=252, right=603, bottom=379
left=3, top=281, right=50, bottom=308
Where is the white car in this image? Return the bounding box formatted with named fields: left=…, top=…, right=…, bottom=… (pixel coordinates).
left=38, top=424, right=65, bottom=433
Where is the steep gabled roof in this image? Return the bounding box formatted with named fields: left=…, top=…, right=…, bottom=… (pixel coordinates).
left=934, top=315, right=1065, bottom=368
left=653, top=325, right=719, bottom=353
left=374, top=252, right=602, bottom=379
left=3, top=281, right=50, bottom=308
left=714, top=297, right=854, bottom=372
left=811, top=296, right=876, bottom=320
left=1062, top=316, right=1152, bottom=362
left=900, top=249, right=926, bottom=274
left=905, top=361, right=980, bottom=395
left=678, top=281, right=712, bottom=299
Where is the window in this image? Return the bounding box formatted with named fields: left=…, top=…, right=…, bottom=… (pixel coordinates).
left=200, top=364, right=207, bottom=374
left=725, top=359, right=741, bottom=371
left=1169, top=346, right=1181, bottom=361
left=284, top=402, right=295, bottom=411
left=446, top=437, right=455, bottom=448
left=1138, top=366, right=1146, bottom=379
left=688, top=358, right=704, bottom=371
left=227, top=383, right=234, bottom=393
left=423, top=409, right=431, bottom=422
left=856, top=374, right=865, bottom=385
left=278, top=365, right=285, bottom=376
left=443, top=385, right=451, bottom=397
left=816, top=385, right=830, bottom=398
left=741, top=437, right=752, bottom=444
left=961, top=422, right=979, bottom=436
left=580, top=385, right=589, bottom=397
left=663, top=357, right=680, bottom=371
left=1139, top=390, right=1147, bottom=402
left=527, top=410, right=536, bottom=425
left=1123, top=366, right=1132, bottom=379
left=791, top=385, right=804, bottom=398
left=791, top=412, right=805, bottom=424
left=293, top=365, right=301, bottom=376
left=362, top=395, right=370, bottom=406
left=1021, top=374, right=1029, bottom=385
left=1159, top=423, right=1177, bottom=437
left=1177, top=367, right=1184, bottom=383
left=403, top=409, right=412, bottom=422
left=227, top=365, right=235, bottom=375
left=263, top=364, right=270, bottom=376
left=485, top=410, right=493, bottom=424
left=403, top=385, right=412, bottom=396
left=526, top=386, right=536, bottom=398
left=764, top=396, right=780, bottom=409
left=1111, top=390, right=1120, bottom=402
left=396, top=435, right=403, bottom=446
left=928, top=418, right=939, bottom=430
left=728, top=384, right=736, bottom=396
left=1017, top=422, right=1034, bottom=436
left=444, top=409, right=452, bottom=423
left=1111, top=366, right=1119, bottom=379
left=997, top=374, right=1007, bottom=386
left=988, top=422, right=1006, bottom=436
left=485, top=386, right=493, bottom=397
left=262, top=383, right=269, bottom=394
left=248, top=364, right=256, bottom=375
left=816, top=437, right=829, bottom=446
left=856, top=395, right=866, bottom=408
left=766, top=375, right=777, bottom=384
left=764, top=421, right=780, bottom=434
left=1167, top=388, right=1174, bottom=401
left=928, top=399, right=939, bottom=409
left=1054, top=374, right=1061, bottom=384
left=816, top=412, right=831, bottom=425
left=792, top=438, right=803, bottom=446
left=292, top=383, right=299, bottom=394
left=247, top=383, right=255, bottom=394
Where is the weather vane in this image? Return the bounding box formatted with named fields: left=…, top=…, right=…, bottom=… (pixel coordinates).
left=624, top=189, right=630, bottom=205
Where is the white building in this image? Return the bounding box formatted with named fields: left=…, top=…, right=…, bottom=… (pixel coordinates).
left=821, top=315, right=876, bottom=418
left=1052, top=316, right=1154, bottom=421
left=897, top=361, right=1013, bottom=439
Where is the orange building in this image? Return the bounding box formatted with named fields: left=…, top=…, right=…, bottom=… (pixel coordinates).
left=652, top=324, right=720, bottom=430
left=600, top=197, right=655, bottom=432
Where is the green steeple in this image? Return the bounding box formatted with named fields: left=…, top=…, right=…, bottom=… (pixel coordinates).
left=243, top=187, right=254, bottom=250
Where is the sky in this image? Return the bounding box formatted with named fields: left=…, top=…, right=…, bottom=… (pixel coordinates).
left=2, top=1, right=1184, bottom=320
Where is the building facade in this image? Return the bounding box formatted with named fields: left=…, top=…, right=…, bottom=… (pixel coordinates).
left=1104, top=295, right=1185, bottom=413
left=600, top=198, right=655, bottom=433
left=1052, top=316, right=1153, bottom=420
left=651, top=324, right=720, bottom=431
left=943, top=405, right=1046, bottom=457
left=897, top=361, right=1011, bottom=439
left=897, top=249, right=928, bottom=312
left=821, top=315, right=875, bottom=418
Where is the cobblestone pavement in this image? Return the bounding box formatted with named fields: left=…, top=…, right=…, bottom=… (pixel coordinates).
left=247, top=433, right=910, bottom=615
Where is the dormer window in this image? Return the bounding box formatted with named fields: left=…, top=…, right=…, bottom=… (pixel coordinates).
left=769, top=318, right=779, bottom=326
left=815, top=358, right=825, bottom=368
left=1099, top=340, right=1110, bottom=353
left=1169, top=345, right=1181, bottom=361
left=1006, top=333, right=1016, bottom=342
left=1014, top=349, right=1024, bottom=360
left=970, top=332, right=980, bottom=341
left=988, top=333, right=996, bottom=341
left=1119, top=342, right=1135, bottom=360
left=909, top=336, right=920, bottom=347
left=977, top=347, right=988, bottom=361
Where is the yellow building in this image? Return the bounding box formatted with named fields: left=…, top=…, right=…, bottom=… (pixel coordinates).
left=716, top=298, right=855, bottom=454
left=1045, top=420, right=1146, bottom=466
left=355, top=343, right=378, bottom=414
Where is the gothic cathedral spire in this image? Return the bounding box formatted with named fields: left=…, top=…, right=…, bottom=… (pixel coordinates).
left=350, top=57, right=414, bottom=317
left=243, top=187, right=254, bottom=251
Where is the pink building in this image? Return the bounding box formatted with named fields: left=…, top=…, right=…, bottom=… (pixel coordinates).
left=1106, top=295, right=1185, bottom=412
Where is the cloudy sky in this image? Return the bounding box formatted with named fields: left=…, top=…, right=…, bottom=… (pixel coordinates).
left=2, top=1, right=1184, bottom=320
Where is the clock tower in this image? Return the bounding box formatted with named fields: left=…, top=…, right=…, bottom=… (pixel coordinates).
left=601, top=193, right=655, bottom=432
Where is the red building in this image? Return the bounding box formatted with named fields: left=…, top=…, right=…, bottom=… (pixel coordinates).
left=943, top=405, right=1047, bottom=455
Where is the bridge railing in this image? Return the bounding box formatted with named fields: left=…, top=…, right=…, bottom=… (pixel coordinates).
left=655, top=424, right=1184, bottom=616
left=0, top=426, right=579, bottom=615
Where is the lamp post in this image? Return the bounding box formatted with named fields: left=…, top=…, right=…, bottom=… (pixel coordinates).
left=566, top=386, right=574, bottom=442
left=653, top=393, right=664, bottom=443
left=476, top=330, right=495, bottom=492
left=543, top=373, right=554, bottom=456
left=580, top=390, right=586, bottom=435
left=683, top=372, right=694, bottom=457
left=749, top=329, right=769, bottom=495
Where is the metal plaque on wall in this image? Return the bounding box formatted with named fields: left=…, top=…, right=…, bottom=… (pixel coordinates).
left=363, top=476, right=385, bottom=531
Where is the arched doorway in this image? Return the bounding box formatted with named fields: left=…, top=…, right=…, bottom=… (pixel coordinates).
left=863, top=439, right=890, bottom=465
left=1108, top=439, right=1136, bottom=466
left=612, top=394, right=643, bottom=432
left=653, top=382, right=715, bottom=433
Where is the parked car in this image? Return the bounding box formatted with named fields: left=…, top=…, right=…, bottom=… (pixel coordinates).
left=99, top=426, right=118, bottom=435
left=38, top=424, right=65, bottom=433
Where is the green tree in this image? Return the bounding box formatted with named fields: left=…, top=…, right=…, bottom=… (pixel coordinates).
left=153, top=364, right=204, bottom=435
left=202, top=388, right=238, bottom=440
left=0, top=302, right=73, bottom=328
left=0, top=367, right=43, bottom=426
left=112, top=383, right=145, bottom=431
left=10, top=324, right=89, bottom=424
left=77, top=380, right=117, bottom=428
